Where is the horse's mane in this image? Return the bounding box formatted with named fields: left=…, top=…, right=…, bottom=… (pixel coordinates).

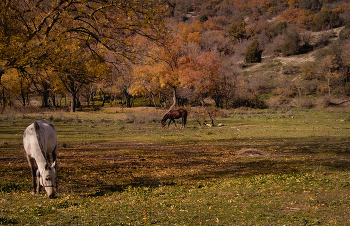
left=161, top=111, right=170, bottom=123
left=34, top=121, right=47, bottom=161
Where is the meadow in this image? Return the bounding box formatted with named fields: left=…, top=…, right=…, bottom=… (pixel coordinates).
left=0, top=107, right=349, bottom=225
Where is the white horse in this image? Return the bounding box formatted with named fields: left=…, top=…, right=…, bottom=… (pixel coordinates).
left=23, top=119, right=58, bottom=198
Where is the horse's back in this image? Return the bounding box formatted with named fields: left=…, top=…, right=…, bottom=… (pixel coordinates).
left=23, top=120, right=57, bottom=156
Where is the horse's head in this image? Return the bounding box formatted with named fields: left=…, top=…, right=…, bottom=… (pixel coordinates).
left=161, top=113, right=169, bottom=127
left=161, top=120, right=166, bottom=127
left=40, top=161, right=57, bottom=198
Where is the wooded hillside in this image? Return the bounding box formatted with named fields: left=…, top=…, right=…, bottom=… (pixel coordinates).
left=1, top=0, right=350, bottom=111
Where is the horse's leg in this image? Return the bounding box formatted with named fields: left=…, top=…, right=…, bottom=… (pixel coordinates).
left=26, top=155, right=36, bottom=195
left=168, top=119, right=171, bottom=127
left=183, top=114, right=187, bottom=128
left=36, top=169, right=41, bottom=195
left=52, top=146, right=58, bottom=190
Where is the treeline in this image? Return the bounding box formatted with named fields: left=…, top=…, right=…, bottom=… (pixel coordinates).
left=1, top=0, right=350, bottom=112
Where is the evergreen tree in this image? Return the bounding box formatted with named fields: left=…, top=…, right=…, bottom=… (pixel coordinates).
left=245, top=39, right=262, bottom=63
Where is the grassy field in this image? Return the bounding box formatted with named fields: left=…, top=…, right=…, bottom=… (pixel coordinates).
left=0, top=107, right=349, bottom=225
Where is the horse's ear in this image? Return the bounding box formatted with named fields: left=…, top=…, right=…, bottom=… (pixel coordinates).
left=51, top=161, right=56, bottom=169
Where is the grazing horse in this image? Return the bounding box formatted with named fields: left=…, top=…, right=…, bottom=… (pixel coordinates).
left=23, top=119, right=57, bottom=198
left=161, top=109, right=187, bottom=128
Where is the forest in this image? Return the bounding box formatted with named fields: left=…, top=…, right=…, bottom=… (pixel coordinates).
left=1, top=0, right=350, bottom=112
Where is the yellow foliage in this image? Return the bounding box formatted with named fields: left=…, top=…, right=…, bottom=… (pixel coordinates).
left=187, top=32, right=201, bottom=44
left=178, top=20, right=203, bottom=43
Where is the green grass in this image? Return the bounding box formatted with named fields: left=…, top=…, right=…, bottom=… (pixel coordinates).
left=0, top=107, right=350, bottom=225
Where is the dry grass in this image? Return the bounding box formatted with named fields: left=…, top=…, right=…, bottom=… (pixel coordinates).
left=0, top=108, right=350, bottom=225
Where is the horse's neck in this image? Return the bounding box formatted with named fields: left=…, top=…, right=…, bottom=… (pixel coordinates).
left=33, top=124, right=48, bottom=170
left=32, top=138, right=48, bottom=171
left=35, top=151, right=48, bottom=171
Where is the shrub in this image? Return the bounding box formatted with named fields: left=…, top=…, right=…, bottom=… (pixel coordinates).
left=313, top=9, right=341, bottom=31
left=282, top=63, right=300, bottom=75
left=299, top=0, right=322, bottom=12
left=313, top=31, right=333, bottom=48
left=264, top=35, right=284, bottom=56
left=316, top=96, right=331, bottom=108
left=281, top=27, right=300, bottom=56
left=244, top=39, right=262, bottom=63
left=200, top=15, right=208, bottom=22
left=339, top=23, right=350, bottom=40
left=273, top=22, right=287, bottom=36
left=300, top=62, right=316, bottom=80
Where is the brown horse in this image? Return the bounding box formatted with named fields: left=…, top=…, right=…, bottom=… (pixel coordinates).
left=161, top=109, right=187, bottom=128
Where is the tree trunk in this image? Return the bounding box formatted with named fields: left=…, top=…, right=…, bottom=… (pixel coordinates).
left=201, top=101, right=214, bottom=126
left=1, top=87, right=6, bottom=108
left=168, top=88, right=176, bottom=111
left=71, top=92, right=76, bottom=112
left=100, top=88, right=106, bottom=107
left=20, top=89, right=26, bottom=106
left=150, top=92, right=157, bottom=107
left=51, top=95, right=56, bottom=107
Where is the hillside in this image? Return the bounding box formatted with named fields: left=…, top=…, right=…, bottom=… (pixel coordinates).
left=1, top=0, right=350, bottom=111
left=160, top=0, right=350, bottom=109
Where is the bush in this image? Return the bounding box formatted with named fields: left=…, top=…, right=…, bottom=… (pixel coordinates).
left=339, top=23, right=350, bottom=40
left=313, top=9, right=341, bottom=31
left=273, top=22, right=287, bottom=36
left=313, top=31, right=333, bottom=48
left=244, top=39, right=262, bottom=63
left=299, top=0, right=322, bottom=12
left=281, top=27, right=300, bottom=56
left=264, top=35, right=284, bottom=56
left=282, top=63, right=300, bottom=75
left=316, top=96, right=331, bottom=108
left=200, top=15, right=208, bottom=22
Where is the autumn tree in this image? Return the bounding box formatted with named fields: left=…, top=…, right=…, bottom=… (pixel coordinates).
left=226, top=17, right=247, bottom=44
left=51, top=40, right=112, bottom=112
left=129, top=65, right=163, bottom=107
left=179, top=52, right=225, bottom=107
left=0, top=0, right=169, bottom=108
left=0, top=69, right=31, bottom=107
left=315, top=42, right=350, bottom=97
left=145, top=37, right=188, bottom=110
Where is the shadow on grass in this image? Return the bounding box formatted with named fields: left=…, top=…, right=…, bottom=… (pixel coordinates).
left=1, top=136, right=350, bottom=196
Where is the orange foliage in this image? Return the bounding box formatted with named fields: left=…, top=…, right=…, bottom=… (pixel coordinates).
left=179, top=52, right=222, bottom=98
left=278, top=8, right=300, bottom=24
left=333, top=2, right=350, bottom=13
left=278, top=8, right=314, bottom=28
left=203, top=17, right=226, bottom=30
left=287, top=0, right=300, bottom=8
left=231, top=0, right=251, bottom=12
left=296, top=10, right=314, bottom=28
left=246, top=20, right=271, bottom=38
